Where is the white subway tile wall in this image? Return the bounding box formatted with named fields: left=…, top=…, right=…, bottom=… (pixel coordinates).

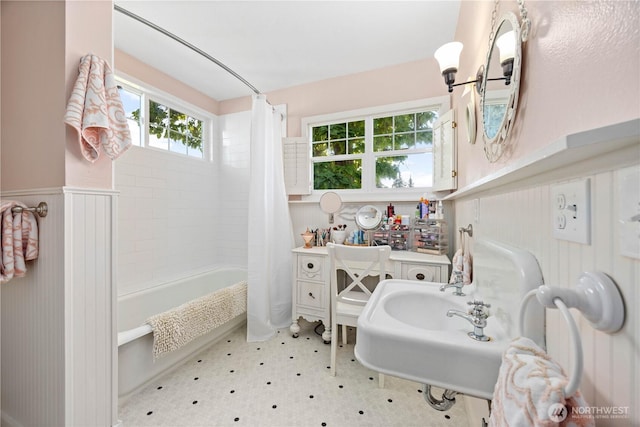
left=115, top=110, right=252, bottom=296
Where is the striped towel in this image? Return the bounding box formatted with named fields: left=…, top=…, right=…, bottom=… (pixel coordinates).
left=489, top=337, right=594, bottom=426
left=147, top=281, right=247, bottom=359
left=0, top=201, right=39, bottom=283
left=64, top=54, right=132, bottom=162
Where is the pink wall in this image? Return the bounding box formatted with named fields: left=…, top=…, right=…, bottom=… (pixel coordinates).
left=64, top=0, right=113, bottom=189
left=220, top=57, right=448, bottom=137
left=115, top=49, right=220, bottom=116
left=453, top=1, right=640, bottom=188
left=1, top=0, right=114, bottom=191
left=1, top=1, right=66, bottom=190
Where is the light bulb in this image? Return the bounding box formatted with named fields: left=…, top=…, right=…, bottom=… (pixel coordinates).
left=434, top=42, right=463, bottom=73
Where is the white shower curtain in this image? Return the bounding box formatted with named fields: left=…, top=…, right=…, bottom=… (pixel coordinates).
left=247, top=94, right=294, bottom=342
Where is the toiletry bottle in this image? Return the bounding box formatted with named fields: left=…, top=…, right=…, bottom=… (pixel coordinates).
left=420, top=198, right=429, bottom=219
left=437, top=201, right=444, bottom=219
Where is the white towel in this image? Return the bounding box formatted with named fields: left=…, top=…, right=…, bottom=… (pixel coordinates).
left=489, top=337, right=594, bottom=426
left=0, top=201, right=39, bottom=283
left=64, top=54, right=132, bottom=162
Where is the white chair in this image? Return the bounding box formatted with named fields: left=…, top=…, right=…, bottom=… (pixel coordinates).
left=327, top=243, right=391, bottom=384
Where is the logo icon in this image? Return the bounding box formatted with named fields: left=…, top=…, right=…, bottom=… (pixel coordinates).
left=548, top=403, right=568, bottom=422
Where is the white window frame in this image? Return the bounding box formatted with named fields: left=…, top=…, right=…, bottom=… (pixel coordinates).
left=115, top=73, right=214, bottom=162
left=301, top=97, right=450, bottom=201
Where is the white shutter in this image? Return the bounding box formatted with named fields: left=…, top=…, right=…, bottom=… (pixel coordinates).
left=432, top=109, right=457, bottom=191
left=283, top=137, right=311, bottom=195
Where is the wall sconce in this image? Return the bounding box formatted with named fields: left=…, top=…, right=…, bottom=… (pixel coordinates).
left=495, top=31, right=516, bottom=85
left=434, top=38, right=515, bottom=93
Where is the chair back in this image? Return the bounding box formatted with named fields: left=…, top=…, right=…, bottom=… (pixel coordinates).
left=327, top=243, right=391, bottom=306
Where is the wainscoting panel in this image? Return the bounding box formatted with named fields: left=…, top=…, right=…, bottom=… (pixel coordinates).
left=0, top=187, right=118, bottom=427
left=454, top=166, right=639, bottom=426
left=1, top=189, right=66, bottom=427
left=64, top=188, right=118, bottom=427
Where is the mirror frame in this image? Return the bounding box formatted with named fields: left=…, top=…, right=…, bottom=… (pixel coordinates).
left=480, top=12, right=522, bottom=163
left=319, top=191, right=343, bottom=224
left=355, top=205, right=383, bottom=231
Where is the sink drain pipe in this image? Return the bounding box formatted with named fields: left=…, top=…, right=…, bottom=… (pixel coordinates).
left=423, top=384, right=458, bottom=411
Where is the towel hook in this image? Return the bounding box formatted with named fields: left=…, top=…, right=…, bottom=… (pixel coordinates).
left=459, top=224, right=473, bottom=237
left=519, top=271, right=625, bottom=397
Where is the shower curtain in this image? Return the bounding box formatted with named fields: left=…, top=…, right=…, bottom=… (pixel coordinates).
left=247, top=94, right=294, bottom=342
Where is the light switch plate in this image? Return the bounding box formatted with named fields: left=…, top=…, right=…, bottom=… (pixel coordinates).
left=618, top=165, right=640, bottom=259
left=551, top=178, right=591, bottom=244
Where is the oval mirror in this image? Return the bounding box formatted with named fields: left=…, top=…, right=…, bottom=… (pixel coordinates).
left=319, top=192, right=342, bottom=224
left=480, top=12, right=522, bottom=162
left=355, top=205, right=383, bottom=231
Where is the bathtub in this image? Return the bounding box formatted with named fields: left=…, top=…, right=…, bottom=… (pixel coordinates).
left=117, top=267, right=247, bottom=402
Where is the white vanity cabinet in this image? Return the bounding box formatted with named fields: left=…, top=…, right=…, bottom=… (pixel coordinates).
left=289, top=246, right=450, bottom=341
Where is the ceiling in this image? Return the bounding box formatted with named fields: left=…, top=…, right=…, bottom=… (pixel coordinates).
left=114, top=1, right=461, bottom=101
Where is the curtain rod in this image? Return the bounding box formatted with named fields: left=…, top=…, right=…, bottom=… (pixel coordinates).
left=114, top=4, right=261, bottom=96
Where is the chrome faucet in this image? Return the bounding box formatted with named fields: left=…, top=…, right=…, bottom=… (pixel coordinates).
left=446, top=300, right=491, bottom=342
left=439, top=270, right=465, bottom=296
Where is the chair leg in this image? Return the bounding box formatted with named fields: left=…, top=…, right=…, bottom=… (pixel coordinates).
left=342, top=324, right=347, bottom=345
left=378, top=373, right=385, bottom=388
left=330, top=320, right=338, bottom=377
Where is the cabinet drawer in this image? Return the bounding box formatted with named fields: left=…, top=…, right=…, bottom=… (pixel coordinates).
left=297, top=281, right=324, bottom=309
left=298, top=255, right=324, bottom=281
left=402, top=264, right=439, bottom=282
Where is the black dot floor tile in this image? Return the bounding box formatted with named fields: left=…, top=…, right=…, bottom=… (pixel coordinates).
left=119, top=319, right=470, bottom=426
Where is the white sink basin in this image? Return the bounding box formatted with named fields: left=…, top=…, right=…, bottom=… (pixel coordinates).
left=355, top=279, right=510, bottom=400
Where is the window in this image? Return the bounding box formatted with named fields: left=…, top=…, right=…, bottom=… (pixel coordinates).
left=117, top=79, right=209, bottom=159
left=312, top=120, right=365, bottom=190
left=118, top=86, right=143, bottom=147
left=306, top=100, right=445, bottom=192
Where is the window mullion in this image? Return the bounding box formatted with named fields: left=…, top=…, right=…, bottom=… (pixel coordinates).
left=143, top=94, right=149, bottom=149
left=363, top=117, right=375, bottom=191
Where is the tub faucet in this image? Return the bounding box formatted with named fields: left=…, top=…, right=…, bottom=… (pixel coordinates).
left=439, top=270, right=465, bottom=296
left=446, top=300, right=491, bottom=342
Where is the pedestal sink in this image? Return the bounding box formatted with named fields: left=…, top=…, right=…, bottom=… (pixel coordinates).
left=355, top=239, right=545, bottom=400
left=355, top=280, right=508, bottom=399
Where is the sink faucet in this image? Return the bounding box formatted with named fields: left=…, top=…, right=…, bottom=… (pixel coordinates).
left=440, top=270, right=465, bottom=296
left=446, top=300, right=491, bottom=342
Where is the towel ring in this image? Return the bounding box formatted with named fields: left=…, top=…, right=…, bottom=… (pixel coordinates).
left=519, top=271, right=625, bottom=398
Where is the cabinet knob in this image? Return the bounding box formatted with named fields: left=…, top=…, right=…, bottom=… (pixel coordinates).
left=307, top=262, right=314, bottom=269
left=308, top=292, right=315, bottom=299
left=416, top=273, right=425, bottom=281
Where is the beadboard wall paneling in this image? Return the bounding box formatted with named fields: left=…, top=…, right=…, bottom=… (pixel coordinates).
left=1, top=188, right=119, bottom=427
left=454, top=167, right=639, bottom=426
left=1, top=190, right=65, bottom=427
left=63, top=188, right=118, bottom=427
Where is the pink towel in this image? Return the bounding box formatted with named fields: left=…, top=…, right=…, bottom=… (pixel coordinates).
left=449, top=229, right=472, bottom=285
left=64, top=54, right=132, bottom=162
left=0, top=201, right=39, bottom=283
left=489, top=337, right=594, bottom=427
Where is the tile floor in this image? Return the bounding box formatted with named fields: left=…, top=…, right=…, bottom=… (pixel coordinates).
left=119, top=320, right=470, bottom=427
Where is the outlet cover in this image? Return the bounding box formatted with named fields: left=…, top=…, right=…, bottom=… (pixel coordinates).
left=551, top=178, right=591, bottom=244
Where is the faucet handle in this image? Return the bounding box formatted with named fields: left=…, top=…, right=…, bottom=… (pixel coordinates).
left=467, top=300, right=491, bottom=317
left=467, top=300, right=491, bottom=308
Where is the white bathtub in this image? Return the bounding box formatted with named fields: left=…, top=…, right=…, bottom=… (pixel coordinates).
left=117, top=267, right=247, bottom=402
